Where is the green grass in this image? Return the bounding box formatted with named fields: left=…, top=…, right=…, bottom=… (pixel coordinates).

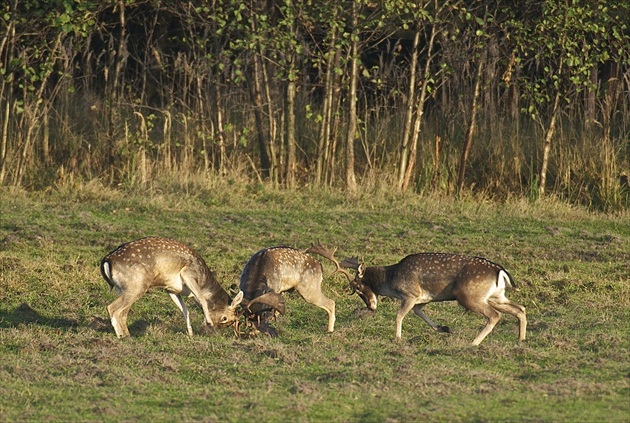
left=0, top=184, right=628, bottom=422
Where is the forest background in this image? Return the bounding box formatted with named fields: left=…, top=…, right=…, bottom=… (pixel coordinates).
left=0, top=0, right=629, bottom=211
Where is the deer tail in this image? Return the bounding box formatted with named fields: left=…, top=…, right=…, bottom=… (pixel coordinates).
left=498, top=269, right=517, bottom=290
left=100, top=259, right=116, bottom=290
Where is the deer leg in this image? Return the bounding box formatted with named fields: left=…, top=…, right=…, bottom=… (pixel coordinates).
left=488, top=298, right=527, bottom=342
left=168, top=293, right=193, bottom=337
left=295, top=285, right=336, bottom=332
left=107, top=289, right=144, bottom=338
left=107, top=297, right=128, bottom=338
left=396, top=299, right=417, bottom=341
left=472, top=310, right=502, bottom=346
left=413, top=304, right=450, bottom=333
left=456, top=295, right=502, bottom=346
left=179, top=269, right=214, bottom=327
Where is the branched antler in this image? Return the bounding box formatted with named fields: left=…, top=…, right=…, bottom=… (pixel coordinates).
left=235, top=292, right=286, bottom=338
left=305, top=241, right=358, bottom=292
left=245, top=292, right=286, bottom=315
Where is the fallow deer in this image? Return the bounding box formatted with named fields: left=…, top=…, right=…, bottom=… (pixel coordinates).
left=338, top=252, right=527, bottom=345
left=239, top=245, right=338, bottom=333
left=100, top=237, right=243, bottom=338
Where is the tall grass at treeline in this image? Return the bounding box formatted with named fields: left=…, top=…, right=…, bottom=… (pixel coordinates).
left=29, top=93, right=627, bottom=213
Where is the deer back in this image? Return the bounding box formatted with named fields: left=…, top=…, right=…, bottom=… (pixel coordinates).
left=239, top=246, right=323, bottom=300
left=102, top=237, right=231, bottom=308
left=358, top=253, right=511, bottom=304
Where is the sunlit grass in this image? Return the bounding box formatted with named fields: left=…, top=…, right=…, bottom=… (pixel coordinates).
left=0, top=185, right=628, bottom=422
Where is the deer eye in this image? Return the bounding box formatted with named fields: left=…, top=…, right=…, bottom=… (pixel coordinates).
left=220, top=316, right=229, bottom=323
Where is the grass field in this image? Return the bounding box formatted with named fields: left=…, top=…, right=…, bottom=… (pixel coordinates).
left=0, top=183, right=628, bottom=422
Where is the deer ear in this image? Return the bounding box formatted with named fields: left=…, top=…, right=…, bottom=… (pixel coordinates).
left=358, top=263, right=366, bottom=278
left=231, top=291, right=244, bottom=308
left=340, top=256, right=360, bottom=269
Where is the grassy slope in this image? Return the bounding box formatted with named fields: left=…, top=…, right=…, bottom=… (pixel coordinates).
left=0, top=184, right=628, bottom=422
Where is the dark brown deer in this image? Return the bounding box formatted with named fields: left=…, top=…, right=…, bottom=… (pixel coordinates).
left=339, top=253, right=527, bottom=345
left=239, top=245, right=338, bottom=333
left=100, top=237, right=243, bottom=338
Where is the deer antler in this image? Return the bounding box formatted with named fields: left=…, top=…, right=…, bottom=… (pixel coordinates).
left=305, top=242, right=358, bottom=291
left=245, top=292, right=286, bottom=315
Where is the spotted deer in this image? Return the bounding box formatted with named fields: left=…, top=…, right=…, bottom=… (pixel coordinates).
left=239, top=245, right=339, bottom=333
left=336, top=252, right=527, bottom=345
left=100, top=237, right=243, bottom=338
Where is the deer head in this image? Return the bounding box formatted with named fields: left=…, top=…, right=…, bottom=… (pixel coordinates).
left=304, top=242, right=378, bottom=311
left=339, top=256, right=378, bottom=310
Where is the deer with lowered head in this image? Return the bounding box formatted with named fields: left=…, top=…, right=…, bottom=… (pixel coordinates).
left=316, top=245, right=526, bottom=345
left=100, top=237, right=243, bottom=338
left=239, top=243, right=347, bottom=333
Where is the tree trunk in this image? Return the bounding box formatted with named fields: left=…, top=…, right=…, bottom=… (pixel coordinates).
left=327, top=49, right=343, bottom=186
left=0, top=100, right=9, bottom=185
left=103, top=0, right=128, bottom=173
left=539, top=53, right=565, bottom=198
left=214, top=84, right=227, bottom=176
left=400, top=23, right=437, bottom=192
left=112, top=0, right=126, bottom=103
left=0, top=7, right=15, bottom=185
left=602, top=62, right=621, bottom=142
left=195, top=74, right=209, bottom=171
left=316, top=25, right=338, bottom=187
left=539, top=89, right=561, bottom=197
left=250, top=49, right=271, bottom=179
left=248, top=9, right=279, bottom=182
left=344, top=2, right=359, bottom=193
left=285, top=60, right=297, bottom=188
left=457, top=54, right=484, bottom=195
left=397, top=26, right=421, bottom=190
left=261, top=50, right=279, bottom=184
left=42, top=115, right=50, bottom=164
left=584, top=66, right=597, bottom=133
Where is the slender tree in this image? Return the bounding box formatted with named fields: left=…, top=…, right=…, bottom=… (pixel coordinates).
left=456, top=6, right=487, bottom=195
left=457, top=53, right=484, bottom=195
left=344, top=0, right=359, bottom=192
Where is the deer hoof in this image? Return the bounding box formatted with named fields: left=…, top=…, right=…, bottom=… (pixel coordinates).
left=436, top=325, right=451, bottom=334
left=259, top=322, right=279, bottom=338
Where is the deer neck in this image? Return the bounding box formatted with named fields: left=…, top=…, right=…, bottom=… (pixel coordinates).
left=363, top=266, right=387, bottom=293
left=192, top=264, right=224, bottom=298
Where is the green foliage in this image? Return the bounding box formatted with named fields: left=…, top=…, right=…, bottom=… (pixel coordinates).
left=509, top=0, right=629, bottom=121
left=0, top=0, right=628, bottom=210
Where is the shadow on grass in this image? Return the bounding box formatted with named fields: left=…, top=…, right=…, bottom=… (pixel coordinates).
left=0, top=302, right=80, bottom=330
left=90, top=315, right=181, bottom=337
left=0, top=303, right=227, bottom=338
